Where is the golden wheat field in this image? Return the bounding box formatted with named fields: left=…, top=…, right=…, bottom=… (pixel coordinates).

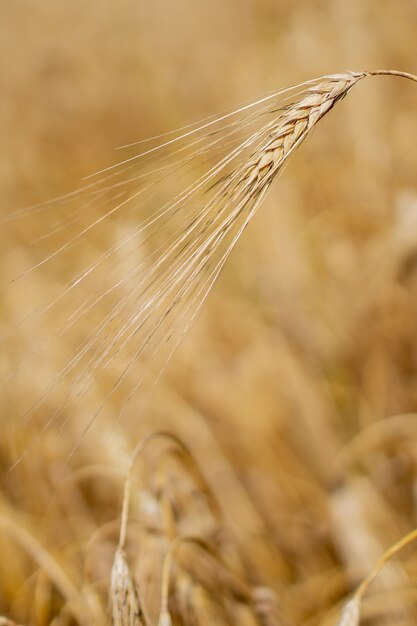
left=2, top=1, right=417, bottom=625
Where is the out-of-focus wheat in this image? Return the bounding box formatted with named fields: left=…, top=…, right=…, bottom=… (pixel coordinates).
left=1, top=60, right=417, bottom=626
left=109, top=432, right=288, bottom=626
left=335, top=598, right=360, bottom=626
left=110, top=548, right=148, bottom=626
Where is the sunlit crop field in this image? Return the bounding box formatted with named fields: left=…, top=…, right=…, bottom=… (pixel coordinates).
left=1, top=1, right=417, bottom=625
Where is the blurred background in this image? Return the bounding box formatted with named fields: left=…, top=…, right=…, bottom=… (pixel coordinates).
left=1, top=1, right=417, bottom=624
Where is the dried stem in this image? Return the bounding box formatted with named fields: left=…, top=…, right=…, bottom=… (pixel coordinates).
left=118, top=432, right=221, bottom=550
left=365, top=69, right=417, bottom=84
left=355, top=527, right=417, bottom=601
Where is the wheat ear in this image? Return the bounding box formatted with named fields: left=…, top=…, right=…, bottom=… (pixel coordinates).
left=235, top=72, right=363, bottom=192
left=233, top=69, right=417, bottom=198
left=89, top=69, right=417, bottom=446
left=110, top=548, right=149, bottom=626
left=6, top=69, right=417, bottom=458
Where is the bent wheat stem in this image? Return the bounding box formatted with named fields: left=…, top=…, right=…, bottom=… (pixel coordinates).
left=365, top=69, right=417, bottom=83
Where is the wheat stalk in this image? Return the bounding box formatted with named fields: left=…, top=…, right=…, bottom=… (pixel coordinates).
left=0, top=512, right=89, bottom=625
left=334, top=526, right=417, bottom=625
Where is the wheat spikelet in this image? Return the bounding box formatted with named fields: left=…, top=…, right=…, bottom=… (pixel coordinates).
left=335, top=598, right=360, bottom=626
left=110, top=548, right=147, bottom=626
left=231, top=72, right=363, bottom=195
left=251, top=587, right=287, bottom=626
left=157, top=610, right=172, bottom=626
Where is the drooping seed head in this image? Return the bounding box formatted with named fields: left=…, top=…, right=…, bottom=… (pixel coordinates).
left=239, top=72, right=364, bottom=192
left=110, top=548, right=147, bottom=626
